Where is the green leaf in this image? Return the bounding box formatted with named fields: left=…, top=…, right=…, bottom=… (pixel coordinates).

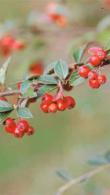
left=44, top=61, right=59, bottom=73
left=0, top=100, right=13, bottom=112
left=0, top=56, right=11, bottom=84
left=22, top=87, right=37, bottom=98
left=0, top=111, right=12, bottom=124
left=104, top=151, right=110, bottom=162
left=73, top=46, right=85, bottom=63
left=37, top=85, right=57, bottom=97
left=38, top=75, right=57, bottom=84
left=88, top=156, right=107, bottom=166
left=70, top=75, right=85, bottom=87
left=56, top=169, right=73, bottom=182
left=17, top=107, right=33, bottom=118
left=20, top=80, right=31, bottom=94
left=54, top=60, right=69, bottom=80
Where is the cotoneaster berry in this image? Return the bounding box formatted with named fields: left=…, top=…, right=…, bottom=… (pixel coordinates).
left=64, top=96, right=76, bottom=109
left=16, top=119, right=29, bottom=133
left=57, top=99, right=66, bottom=111
left=89, top=55, right=101, bottom=66
left=27, top=126, right=34, bottom=136
left=4, top=118, right=16, bottom=134
left=4, top=118, right=34, bottom=138
left=88, top=78, right=100, bottom=89
left=97, top=74, right=107, bottom=85
left=78, top=65, right=91, bottom=78
left=40, top=101, right=51, bottom=113
left=42, top=93, right=53, bottom=102
left=88, top=71, right=98, bottom=79
left=48, top=103, right=58, bottom=113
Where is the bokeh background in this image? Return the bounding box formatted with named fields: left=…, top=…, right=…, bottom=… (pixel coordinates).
left=0, top=0, right=110, bottom=194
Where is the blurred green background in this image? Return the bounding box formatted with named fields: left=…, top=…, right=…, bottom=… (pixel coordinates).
left=0, top=0, right=110, bottom=194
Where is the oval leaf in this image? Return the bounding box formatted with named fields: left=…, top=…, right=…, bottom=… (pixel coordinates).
left=17, top=107, right=33, bottom=118
left=37, top=85, right=57, bottom=97
left=38, top=75, right=57, bottom=84
left=73, top=46, right=86, bottom=63
left=54, top=60, right=69, bottom=80
left=20, top=80, right=31, bottom=94
left=0, top=57, right=11, bottom=84
left=0, top=100, right=13, bottom=112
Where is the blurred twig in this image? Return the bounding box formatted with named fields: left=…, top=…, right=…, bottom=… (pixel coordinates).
left=56, top=163, right=110, bottom=195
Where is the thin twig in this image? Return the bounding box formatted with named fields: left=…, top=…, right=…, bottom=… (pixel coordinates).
left=56, top=163, right=110, bottom=195
left=0, top=90, right=20, bottom=97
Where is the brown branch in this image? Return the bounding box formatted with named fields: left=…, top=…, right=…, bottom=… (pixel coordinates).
left=0, top=90, right=20, bottom=97
left=56, top=163, right=110, bottom=195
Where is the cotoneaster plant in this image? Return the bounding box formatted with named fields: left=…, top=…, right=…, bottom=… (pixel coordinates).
left=0, top=45, right=110, bottom=138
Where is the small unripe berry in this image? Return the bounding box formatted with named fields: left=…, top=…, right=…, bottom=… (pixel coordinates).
left=78, top=65, right=90, bottom=78
left=97, top=74, right=107, bottom=85
left=89, top=79, right=100, bottom=89
left=57, top=99, right=66, bottom=111
left=89, top=55, right=101, bottom=66
left=64, top=96, right=76, bottom=109
left=48, top=103, right=57, bottom=113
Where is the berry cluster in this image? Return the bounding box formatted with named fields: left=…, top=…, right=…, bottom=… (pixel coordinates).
left=78, top=47, right=108, bottom=89
left=0, top=35, right=25, bottom=56
left=4, top=118, right=34, bottom=138
left=40, top=93, right=76, bottom=113
left=78, top=65, right=107, bottom=89
left=88, top=47, right=107, bottom=66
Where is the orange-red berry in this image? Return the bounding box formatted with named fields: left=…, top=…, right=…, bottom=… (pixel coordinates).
left=78, top=65, right=90, bottom=78
left=89, top=55, right=101, bottom=66
left=48, top=103, right=57, bottom=113
left=97, top=74, right=107, bottom=85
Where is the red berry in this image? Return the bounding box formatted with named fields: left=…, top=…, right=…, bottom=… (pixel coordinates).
left=29, top=61, right=44, bottom=76
left=96, top=50, right=106, bottom=60
left=14, top=128, right=24, bottom=138
left=40, top=101, right=51, bottom=113
left=16, top=119, right=29, bottom=133
left=0, top=97, right=7, bottom=101
left=42, top=93, right=53, bottom=102
left=12, top=41, right=25, bottom=50
left=27, top=126, right=34, bottom=136
left=57, top=98, right=66, bottom=111
left=78, top=65, right=90, bottom=78
left=97, top=74, right=107, bottom=85
left=5, top=118, right=16, bottom=134
left=48, top=103, right=57, bottom=113
left=89, top=79, right=100, bottom=89
left=89, top=55, right=101, bottom=66
left=88, top=47, right=103, bottom=55
left=64, top=96, right=76, bottom=109
left=1, top=36, right=15, bottom=47
left=88, top=71, right=98, bottom=79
